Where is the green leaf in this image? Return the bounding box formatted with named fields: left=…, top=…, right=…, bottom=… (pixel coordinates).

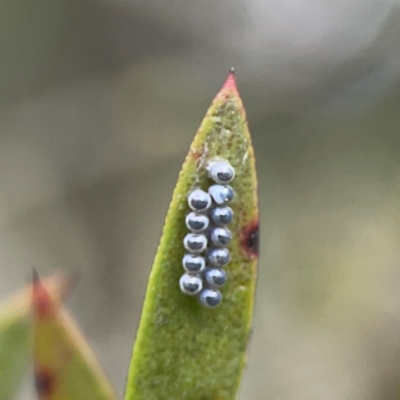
left=0, top=274, right=70, bottom=400
left=32, top=272, right=119, bottom=400
left=125, top=70, right=259, bottom=400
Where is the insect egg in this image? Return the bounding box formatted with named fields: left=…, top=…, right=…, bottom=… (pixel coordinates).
left=204, top=268, right=227, bottom=288
left=185, top=212, right=209, bottom=232
left=180, top=274, right=203, bottom=295
left=210, top=227, right=232, bottom=247
left=208, top=185, right=234, bottom=205
left=198, top=288, right=222, bottom=308
left=188, top=189, right=212, bottom=211
left=183, top=233, right=208, bottom=254
left=210, top=206, right=233, bottom=226
left=209, top=161, right=235, bottom=184
left=182, top=254, right=206, bottom=273
left=206, top=248, right=230, bottom=268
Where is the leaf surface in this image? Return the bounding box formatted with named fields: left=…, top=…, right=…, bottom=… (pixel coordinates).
left=125, top=70, right=259, bottom=400
left=0, top=274, right=70, bottom=400
left=32, top=272, right=118, bottom=400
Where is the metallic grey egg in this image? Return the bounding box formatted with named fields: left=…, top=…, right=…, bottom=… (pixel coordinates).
left=182, top=254, right=206, bottom=273
left=198, top=288, right=222, bottom=308
left=210, top=227, right=232, bottom=247
left=204, top=268, right=227, bottom=288
left=209, top=161, right=235, bottom=184
left=179, top=274, right=203, bottom=295
left=183, top=233, right=208, bottom=254
left=188, top=189, right=212, bottom=211
left=206, top=247, right=230, bottom=268
left=210, top=206, right=234, bottom=226
left=185, top=212, right=209, bottom=233
left=208, top=185, right=234, bottom=205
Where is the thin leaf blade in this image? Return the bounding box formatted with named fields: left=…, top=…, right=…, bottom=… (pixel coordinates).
left=125, top=71, right=259, bottom=400
left=32, top=272, right=119, bottom=400
left=0, top=274, right=71, bottom=400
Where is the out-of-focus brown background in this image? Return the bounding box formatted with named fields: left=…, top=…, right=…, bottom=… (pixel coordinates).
left=2, top=1, right=400, bottom=399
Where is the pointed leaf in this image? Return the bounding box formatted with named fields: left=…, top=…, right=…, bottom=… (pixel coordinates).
left=32, top=272, right=119, bottom=400
left=0, top=274, right=71, bottom=400
left=125, top=70, right=259, bottom=400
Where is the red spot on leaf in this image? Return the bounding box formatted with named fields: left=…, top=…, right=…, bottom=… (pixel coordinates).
left=34, top=367, right=55, bottom=398
left=190, top=146, right=203, bottom=160
left=240, top=220, right=259, bottom=259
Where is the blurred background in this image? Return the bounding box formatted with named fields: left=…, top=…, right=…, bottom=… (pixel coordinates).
left=1, top=0, right=400, bottom=398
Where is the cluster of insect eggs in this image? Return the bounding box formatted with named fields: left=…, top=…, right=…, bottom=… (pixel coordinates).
left=179, top=160, right=235, bottom=308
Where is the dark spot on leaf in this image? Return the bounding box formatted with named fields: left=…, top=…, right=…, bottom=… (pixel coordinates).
left=35, top=368, right=55, bottom=397
left=240, top=220, right=259, bottom=258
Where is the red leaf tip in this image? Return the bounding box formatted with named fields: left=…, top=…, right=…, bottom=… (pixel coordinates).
left=221, top=67, right=237, bottom=92
left=32, top=270, right=56, bottom=318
